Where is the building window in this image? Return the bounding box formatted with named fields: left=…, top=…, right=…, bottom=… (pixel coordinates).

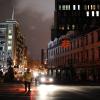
left=92, top=11, right=95, bottom=17
left=86, top=11, right=89, bottom=16
left=59, top=5, right=61, bottom=10
left=8, top=41, right=12, bottom=44
left=91, top=48, right=94, bottom=61
left=98, top=47, right=100, bottom=59
left=81, top=51, right=83, bottom=63
left=97, top=29, right=100, bottom=41
left=8, top=30, right=12, bottom=34
left=62, top=26, right=64, bottom=30
left=84, top=5, right=87, bottom=10
left=88, top=5, right=89, bottom=10
left=77, top=39, right=79, bottom=48
left=0, top=47, right=3, bottom=51
left=73, top=5, right=76, bottom=10
left=90, top=5, right=96, bottom=10
left=8, top=35, right=12, bottom=39
left=85, top=35, right=88, bottom=45
left=86, top=50, right=88, bottom=61
left=8, top=46, right=12, bottom=50
left=67, top=25, right=70, bottom=30
left=77, top=52, right=79, bottom=63
left=62, top=5, right=66, bottom=10
left=78, top=5, right=80, bottom=10
left=91, top=32, right=94, bottom=43
left=80, top=37, right=83, bottom=47
left=72, top=24, right=75, bottom=30
left=92, top=5, right=96, bottom=10
left=96, top=11, right=99, bottom=16
left=66, top=5, right=70, bottom=10
left=97, top=5, right=100, bottom=10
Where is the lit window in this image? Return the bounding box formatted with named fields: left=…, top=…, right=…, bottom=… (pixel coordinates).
left=68, top=5, right=70, bottom=10
left=93, top=5, right=96, bottom=10
left=72, top=25, right=75, bottom=30
left=78, top=5, right=80, bottom=10
left=66, top=5, right=70, bottom=10
left=8, top=35, right=12, bottom=39
left=8, top=41, right=12, bottom=44
left=62, top=26, right=64, bottom=30
left=88, top=5, right=89, bottom=10
left=8, top=46, right=12, bottom=50
left=62, top=5, right=66, bottom=10
left=8, top=30, right=12, bottom=34
left=73, top=5, right=76, bottom=10
left=86, top=11, right=89, bottom=16
left=67, top=25, right=70, bottom=30
left=59, top=5, right=61, bottom=10
left=91, top=5, right=93, bottom=10
left=96, top=11, right=99, bottom=16
left=92, top=11, right=95, bottom=16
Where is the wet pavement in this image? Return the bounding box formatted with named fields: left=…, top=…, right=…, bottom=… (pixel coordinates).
left=0, top=83, right=100, bottom=100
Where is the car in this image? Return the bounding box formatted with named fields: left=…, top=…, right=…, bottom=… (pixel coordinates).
left=38, top=75, right=54, bottom=84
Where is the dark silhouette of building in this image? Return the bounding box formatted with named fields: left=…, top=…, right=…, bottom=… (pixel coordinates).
left=52, top=0, right=100, bottom=40
left=47, top=0, right=100, bottom=82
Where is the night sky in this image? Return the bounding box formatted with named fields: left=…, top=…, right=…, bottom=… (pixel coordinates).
left=0, top=0, right=54, bottom=60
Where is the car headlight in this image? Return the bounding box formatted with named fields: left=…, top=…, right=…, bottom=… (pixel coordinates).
left=49, top=78, right=53, bottom=82
left=40, top=77, right=46, bottom=82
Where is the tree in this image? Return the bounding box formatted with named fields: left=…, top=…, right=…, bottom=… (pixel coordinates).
left=4, top=67, right=15, bottom=83
left=7, top=56, right=13, bottom=67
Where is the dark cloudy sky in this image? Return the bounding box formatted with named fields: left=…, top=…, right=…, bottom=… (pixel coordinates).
left=0, top=0, right=55, bottom=60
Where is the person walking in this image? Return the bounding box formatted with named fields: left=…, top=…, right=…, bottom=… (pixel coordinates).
left=23, top=68, right=33, bottom=92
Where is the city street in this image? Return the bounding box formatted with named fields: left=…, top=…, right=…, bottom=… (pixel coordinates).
left=0, top=83, right=100, bottom=100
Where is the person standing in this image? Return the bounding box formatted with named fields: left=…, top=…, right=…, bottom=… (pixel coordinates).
left=23, top=68, right=33, bottom=92
left=0, top=70, right=3, bottom=83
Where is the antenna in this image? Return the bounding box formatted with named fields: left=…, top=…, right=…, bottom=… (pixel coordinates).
left=12, top=8, right=14, bottom=20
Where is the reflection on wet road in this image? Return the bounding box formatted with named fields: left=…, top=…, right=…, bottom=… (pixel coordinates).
left=36, top=84, right=100, bottom=100
left=0, top=83, right=100, bottom=100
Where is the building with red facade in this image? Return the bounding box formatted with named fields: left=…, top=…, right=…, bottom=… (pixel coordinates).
left=47, top=0, right=100, bottom=82
left=48, top=28, right=100, bottom=81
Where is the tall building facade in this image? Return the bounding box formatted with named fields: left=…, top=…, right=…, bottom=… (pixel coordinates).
left=0, top=19, right=25, bottom=71
left=52, top=0, right=100, bottom=40
left=47, top=0, right=100, bottom=81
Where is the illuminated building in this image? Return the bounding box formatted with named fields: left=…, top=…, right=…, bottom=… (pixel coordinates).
left=47, top=0, right=100, bottom=81
left=0, top=19, right=25, bottom=71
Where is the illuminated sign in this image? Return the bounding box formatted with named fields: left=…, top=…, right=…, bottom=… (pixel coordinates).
left=61, top=38, right=70, bottom=48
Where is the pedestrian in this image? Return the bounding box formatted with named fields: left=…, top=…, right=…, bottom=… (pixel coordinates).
left=23, top=68, right=33, bottom=92
left=0, top=70, right=3, bottom=83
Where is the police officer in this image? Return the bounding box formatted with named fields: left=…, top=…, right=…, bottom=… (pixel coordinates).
left=23, top=68, right=33, bottom=92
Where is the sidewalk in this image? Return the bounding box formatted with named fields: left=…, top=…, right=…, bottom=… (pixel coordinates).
left=0, top=82, right=25, bottom=93
left=55, top=80, right=100, bottom=86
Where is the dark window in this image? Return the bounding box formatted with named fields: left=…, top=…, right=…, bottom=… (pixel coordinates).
left=97, top=29, right=100, bottom=41
left=86, top=50, right=88, bottom=61
left=77, top=39, right=79, bottom=48
left=85, top=35, right=88, bottom=45
left=91, top=32, right=94, bottom=43
left=80, top=37, right=83, bottom=47
left=0, top=36, right=5, bottom=38
left=77, top=52, right=79, bottom=63
left=81, top=51, right=83, bottom=63
left=91, top=48, right=94, bottom=61
left=0, top=47, right=3, bottom=51
left=98, top=47, right=100, bottom=59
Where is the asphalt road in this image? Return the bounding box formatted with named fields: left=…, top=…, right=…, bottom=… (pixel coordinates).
left=0, top=83, right=100, bottom=100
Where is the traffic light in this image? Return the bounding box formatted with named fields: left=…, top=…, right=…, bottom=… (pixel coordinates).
left=60, top=38, right=71, bottom=48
